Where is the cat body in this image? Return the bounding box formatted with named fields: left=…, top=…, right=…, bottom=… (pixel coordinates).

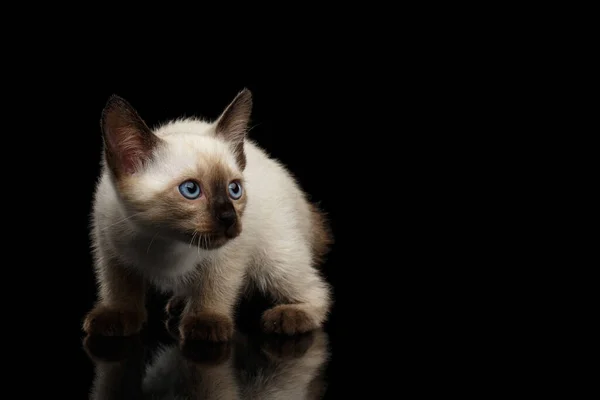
left=83, top=89, right=333, bottom=341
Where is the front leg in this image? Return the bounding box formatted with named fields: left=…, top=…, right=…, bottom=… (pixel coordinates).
left=261, top=264, right=332, bottom=336
left=83, top=257, right=147, bottom=336
left=179, top=259, right=246, bottom=343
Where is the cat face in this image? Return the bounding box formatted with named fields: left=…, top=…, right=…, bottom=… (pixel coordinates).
left=100, top=89, right=252, bottom=250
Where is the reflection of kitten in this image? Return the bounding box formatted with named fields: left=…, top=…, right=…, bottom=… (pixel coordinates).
left=142, top=331, right=330, bottom=399
left=83, top=89, right=333, bottom=342
left=143, top=343, right=240, bottom=399
left=85, top=332, right=329, bottom=399
left=235, top=331, right=330, bottom=399
left=85, top=336, right=146, bottom=400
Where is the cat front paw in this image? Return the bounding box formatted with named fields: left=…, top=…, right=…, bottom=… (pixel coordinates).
left=83, top=305, right=146, bottom=337
left=180, top=312, right=234, bottom=342
left=261, top=305, right=318, bottom=335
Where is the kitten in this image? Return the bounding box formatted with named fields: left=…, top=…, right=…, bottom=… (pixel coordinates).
left=83, top=89, right=333, bottom=342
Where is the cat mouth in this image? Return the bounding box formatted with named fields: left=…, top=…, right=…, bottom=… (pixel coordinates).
left=187, top=232, right=229, bottom=250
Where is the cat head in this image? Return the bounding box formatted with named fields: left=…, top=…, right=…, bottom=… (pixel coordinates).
left=100, top=89, right=252, bottom=250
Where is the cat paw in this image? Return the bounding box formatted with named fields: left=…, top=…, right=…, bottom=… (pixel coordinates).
left=83, top=306, right=146, bottom=337
left=166, top=296, right=186, bottom=317
left=180, top=312, right=234, bottom=342
left=261, top=305, right=317, bottom=335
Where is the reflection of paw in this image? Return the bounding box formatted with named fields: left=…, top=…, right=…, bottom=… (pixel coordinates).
left=166, top=296, right=186, bottom=317
left=261, top=332, right=315, bottom=359
left=83, top=306, right=146, bottom=336
left=181, top=340, right=232, bottom=365
left=180, top=312, right=234, bottom=342
left=165, top=316, right=180, bottom=339
left=83, top=334, right=142, bottom=363
left=261, top=305, right=317, bottom=335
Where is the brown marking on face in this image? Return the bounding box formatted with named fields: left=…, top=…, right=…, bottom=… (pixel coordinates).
left=206, top=161, right=246, bottom=240
left=215, top=88, right=253, bottom=170
left=261, top=305, right=318, bottom=335
left=308, top=203, right=334, bottom=266
left=117, top=158, right=248, bottom=249
left=179, top=311, right=234, bottom=342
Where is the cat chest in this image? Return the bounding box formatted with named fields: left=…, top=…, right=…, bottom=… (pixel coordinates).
left=122, top=241, right=201, bottom=280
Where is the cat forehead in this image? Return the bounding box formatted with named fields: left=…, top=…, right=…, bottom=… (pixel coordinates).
left=156, top=134, right=238, bottom=173
left=135, top=133, right=239, bottom=194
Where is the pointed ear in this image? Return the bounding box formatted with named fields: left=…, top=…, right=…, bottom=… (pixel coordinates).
left=214, top=88, right=252, bottom=170
left=100, top=95, right=160, bottom=177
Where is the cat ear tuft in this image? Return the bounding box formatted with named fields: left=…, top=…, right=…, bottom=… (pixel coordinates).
left=100, top=95, right=160, bottom=177
left=214, top=88, right=252, bottom=170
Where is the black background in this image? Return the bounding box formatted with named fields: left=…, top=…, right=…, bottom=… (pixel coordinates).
left=12, top=38, right=450, bottom=395
left=4, top=10, right=539, bottom=397
left=55, top=76, right=396, bottom=397
left=7, top=46, right=480, bottom=397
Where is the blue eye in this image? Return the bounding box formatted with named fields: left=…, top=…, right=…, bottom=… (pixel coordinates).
left=228, top=181, right=243, bottom=200
left=178, top=180, right=201, bottom=199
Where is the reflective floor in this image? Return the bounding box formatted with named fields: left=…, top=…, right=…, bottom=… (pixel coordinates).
left=84, top=328, right=330, bottom=399
left=81, top=294, right=335, bottom=400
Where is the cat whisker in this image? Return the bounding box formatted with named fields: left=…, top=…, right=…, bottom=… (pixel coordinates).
left=146, top=232, right=159, bottom=254
left=100, top=212, right=144, bottom=231
left=189, top=230, right=198, bottom=248
left=197, top=235, right=203, bottom=256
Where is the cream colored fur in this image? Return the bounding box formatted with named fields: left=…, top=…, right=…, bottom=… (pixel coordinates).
left=89, top=91, right=332, bottom=336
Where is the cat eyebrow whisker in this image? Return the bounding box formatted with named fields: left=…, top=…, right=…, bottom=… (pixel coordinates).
left=246, top=122, right=262, bottom=134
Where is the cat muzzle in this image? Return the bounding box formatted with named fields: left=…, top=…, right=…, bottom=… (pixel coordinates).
left=215, top=210, right=239, bottom=238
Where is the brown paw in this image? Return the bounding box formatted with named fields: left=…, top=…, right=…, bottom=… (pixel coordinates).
left=166, top=296, right=186, bottom=317
left=83, top=306, right=146, bottom=336
left=261, top=305, right=317, bottom=335
left=180, top=312, right=234, bottom=342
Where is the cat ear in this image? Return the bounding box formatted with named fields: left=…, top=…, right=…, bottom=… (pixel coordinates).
left=100, top=95, right=160, bottom=177
left=214, top=88, right=252, bottom=169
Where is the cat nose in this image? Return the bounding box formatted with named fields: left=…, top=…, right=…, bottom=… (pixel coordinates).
left=217, top=209, right=236, bottom=227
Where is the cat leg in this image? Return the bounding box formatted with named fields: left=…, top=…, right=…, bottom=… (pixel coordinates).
left=83, top=258, right=147, bottom=336
left=179, top=261, right=246, bottom=342
left=165, top=295, right=187, bottom=338
left=261, top=265, right=332, bottom=335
